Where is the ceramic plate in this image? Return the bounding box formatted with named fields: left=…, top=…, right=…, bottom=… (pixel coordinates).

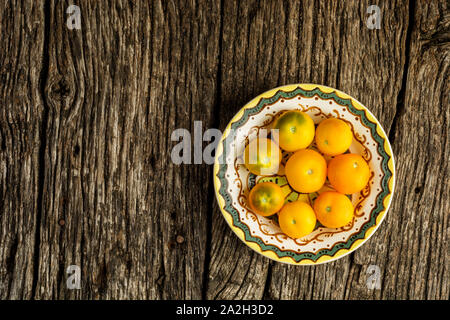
left=213, top=84, right=395, bottom=265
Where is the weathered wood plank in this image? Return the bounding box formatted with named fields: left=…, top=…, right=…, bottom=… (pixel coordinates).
left=33, top=0, right=221, bottom=299
left=345, top=0, right=449, bottom=299
left=206, top=0, right=303, bottom=299
left=0, top=0, right=45, bottom=299
left=206, top=0, right=411, bottom=300
left=0, top=0, right=447, bottom=300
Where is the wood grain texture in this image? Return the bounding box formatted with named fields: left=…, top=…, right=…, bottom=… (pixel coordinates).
left=0, top=0, right=45, bottom=299
left=0, top=0, right=448, bottom=300
left=350, top=0, right=449, bottom=299
left=206, top=0, right=412, bottom=300
left=33, top=0, right=221, bottom=299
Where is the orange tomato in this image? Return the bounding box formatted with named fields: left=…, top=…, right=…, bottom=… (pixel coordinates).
left=273, top=110, right=315, bottom=151
left=315, top=118, right=352, bottom=156
left=244, top=138, right=282, bottom=176
left=327, top=153, right=370, bottom=194
left=313, top=191, right=354, bottom=228
left=285, top=149, right=327, bottom=193
left=248, top=182, right=285, bottom=216
left=278, top=201, right=317, bottom=238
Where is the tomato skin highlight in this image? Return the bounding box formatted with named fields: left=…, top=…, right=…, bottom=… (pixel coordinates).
left=248, top=182, right=285, bottom=217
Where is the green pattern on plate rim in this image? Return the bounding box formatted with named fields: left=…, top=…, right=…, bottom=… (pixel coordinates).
left=215, top=86, right=394, bottom=263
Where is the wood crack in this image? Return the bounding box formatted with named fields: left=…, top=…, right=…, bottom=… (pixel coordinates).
left=202, top=0, right=224, bottom=300
left=388, top=0, right=416, bottom=144
left=32, top=0, right=51, bottom=299
left=262, top=261, right=273, bottom=299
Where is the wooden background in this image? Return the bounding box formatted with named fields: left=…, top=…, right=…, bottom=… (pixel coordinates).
left=0, top=0, right=448, bottom=300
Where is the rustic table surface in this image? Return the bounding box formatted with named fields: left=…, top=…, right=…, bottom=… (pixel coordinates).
left=0, top=0, right=448, bottom=300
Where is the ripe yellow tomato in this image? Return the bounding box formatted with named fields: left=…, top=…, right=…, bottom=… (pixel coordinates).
left=273, top=110, right=315, bottom=151
left=328, top=153, right=370, bottom=194
left=285, top=149, right=327, bottom=193
left=315, top=118, right=352, bottom=156
left=313, top=191, right=354, bottom=228
left=248, top=182, right=285, bottom=216
left=278, top=201, right=317, bottom=238
left=244, top=138, right=282, bottom=176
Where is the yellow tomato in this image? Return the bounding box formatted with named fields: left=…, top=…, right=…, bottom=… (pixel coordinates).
left=278, top=201, right=317, bottom=238
left=313, top=191, right=354, bottom=228
left=285, top=149, right=327, bottom=193
left=244, top=138, right=282, bottom=176
left=315, top=118, right=352, bottom=156
left=328, top=153, right=370, bottom=194
left=273, top=110, right=315, bottom=151
left=248, top=182, right=285, bottom=216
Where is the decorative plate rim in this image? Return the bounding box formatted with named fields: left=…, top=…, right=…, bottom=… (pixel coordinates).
left=213, top=84, right=396, bottom=265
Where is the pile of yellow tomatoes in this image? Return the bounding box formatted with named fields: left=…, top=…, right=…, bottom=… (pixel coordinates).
left=244, top=110, right=370, bottom=239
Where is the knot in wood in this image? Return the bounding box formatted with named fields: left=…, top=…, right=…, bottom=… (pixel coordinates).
left=49, top=78, right=71, bottom=102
